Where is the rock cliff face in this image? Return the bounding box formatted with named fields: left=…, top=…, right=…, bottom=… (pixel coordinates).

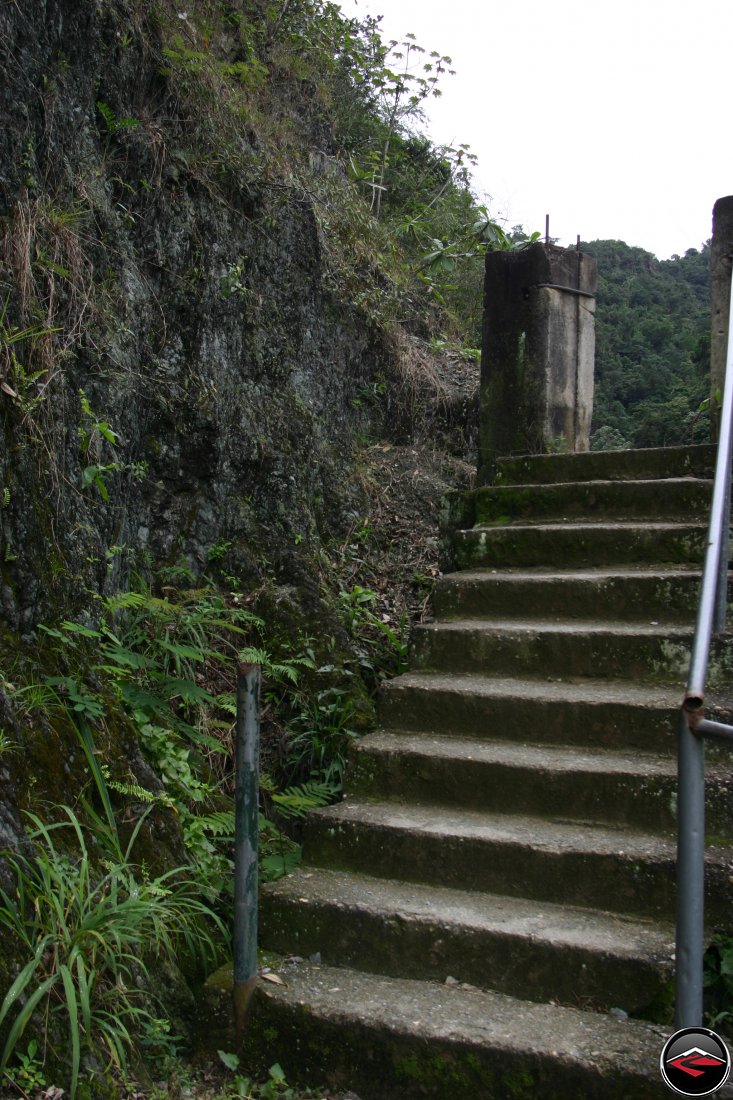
left=0, top=0, right=390, bottom=639
left=0, top=2, right=436, bottom=1023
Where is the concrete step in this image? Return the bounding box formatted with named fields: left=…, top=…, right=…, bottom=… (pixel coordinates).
left=346, top=732, right=672, bottom=833
left=260, top=867, right=675, bottom=1014
left=303, top=799, right=733, bottom=922
left=433, top=566, right=708, bottom=623
left=492, top=444, right=716, bottom=487
left=451, top=521, right=710, bottom=570
left=378, top=670, right=733, bottom=755
left=409, top=618, right=713, bottom=684
left=241, top=960, right=678, bottom=1099
left=379, top=670, right=679, bottom=751
left=345, top=731, right=733, bottom=838
left=469, top=478, right=712, bottom=527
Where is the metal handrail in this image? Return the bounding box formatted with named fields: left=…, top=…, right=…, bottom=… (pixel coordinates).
left=676, top=269, right=733, bottom=1027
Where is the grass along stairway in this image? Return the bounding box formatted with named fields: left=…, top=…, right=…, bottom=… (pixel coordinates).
left=243, top=443, right=733, bottom=1098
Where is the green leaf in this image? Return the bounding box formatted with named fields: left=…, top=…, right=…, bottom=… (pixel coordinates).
left=0, top=941, right=51, bottom=1032
left=260, top=850, right=301, bottom=878
left=59, top=620, right=102, bottom=639
left=0, top=974, right=56, bottom=1071
left=157, top=639, right=208, bottom=661
left=218, top=1050, right=240, bottom=1071
left=268, top=1062, right=287, bottom=1084
left=59, top=963, right=80, bottom=1099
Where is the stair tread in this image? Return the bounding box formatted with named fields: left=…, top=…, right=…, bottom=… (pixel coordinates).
left=318, top=798, right=680, bottom=858
left=255, top=960, right=668, bottom=1077
left=479, top=476, right=712, bottom=490
left=384, top=669, right=682, bottom=706
left=355, top=729, right=677, bottom=777
left=440, top=565, right=703, bottom=580
left=492, top=443, right=716, bottom=485
left=269, top=867, right=676, bottom=957
left=416, top=617, right=693, bottom=636
left=468, top=520, right=706, bottom=532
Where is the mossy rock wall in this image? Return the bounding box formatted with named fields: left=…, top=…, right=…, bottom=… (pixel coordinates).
left=0, top=0, right=396, bottom=639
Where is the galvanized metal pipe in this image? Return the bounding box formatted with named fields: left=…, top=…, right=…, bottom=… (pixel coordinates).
left=714, top=477, right=731, bottom=634
left=233, top=663, right=260, bottom=1040
left=684, top=272, right=733, bottom=707
left=696, top=718, right=733, bottom=743
left=716, top=271, right=733, bottom=640
left=676, top=269, right=733, bottom=1027
left=675, top=709, right=706, bottom=1027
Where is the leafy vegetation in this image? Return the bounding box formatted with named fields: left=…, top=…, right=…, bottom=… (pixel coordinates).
left=0, top=804, right=224, bottom=1097
left=583, top=239, right=711, bottom=449
left=0, top=562, right=407, bottom=1092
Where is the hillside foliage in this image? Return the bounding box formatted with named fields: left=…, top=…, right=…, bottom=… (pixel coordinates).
left=583, top=239, right=711, bottom=450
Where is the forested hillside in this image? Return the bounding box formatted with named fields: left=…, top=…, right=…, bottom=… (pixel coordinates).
left=584, top=239, right=711, bottom=450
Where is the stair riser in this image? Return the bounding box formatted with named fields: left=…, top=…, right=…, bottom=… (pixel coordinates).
left=433, top=573, right=707, bottom=623
left=492, top=445, right=716, bottom=487
left=260, top=891, right=672, bottom=1014
left=345, top=748, right=733, bottom=839
left=245, top=988, right=667, bottom=1100
left=380, top=683, right=670, bottom=751
left=304, top=812, right=733, bottom=922
left=378, top=681, right=733, bottom=756
left=410, top=626, right=700, bottom=682
left=451, top=525, right=708, bottom=570
left=472, top=481, right=711, bottom=526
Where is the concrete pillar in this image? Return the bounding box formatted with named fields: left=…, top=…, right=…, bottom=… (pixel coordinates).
left=711, top=196, right=733, bottom=438
left=478, top=243, right=597, bottom=484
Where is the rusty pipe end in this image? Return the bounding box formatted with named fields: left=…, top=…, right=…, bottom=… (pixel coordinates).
left=683, top=693, right=705, bottom=730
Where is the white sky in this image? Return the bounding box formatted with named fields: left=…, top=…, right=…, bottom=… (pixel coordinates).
left=338, top=0, right=733, bottom=259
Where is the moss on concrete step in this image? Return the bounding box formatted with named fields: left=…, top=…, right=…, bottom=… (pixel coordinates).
left=303, top=800, right=733, bottom=923
left=451, top=521, right=710, bottom=570
left=261, top=867, right=674, bottom=1014
left=433, top=567, right=708, bottom=623
left=235, top=962, right=672, bottom=1099
left=409, top=618, right=719, bottom=684
left=346, top=730, right=733, bottom=841
left=492, top=444, right=717, bottom=487
left=377, top=671, right=686, bottom=753
left=471, top=478, right=712, bottom=526
left=377, top=669, right=733, bottom=764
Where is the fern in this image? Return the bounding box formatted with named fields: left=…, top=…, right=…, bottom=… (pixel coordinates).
left=103, top=773, right=175, bottom=810
left=96, top=100, right=139, bottom=135
left=238, top=645, right=314, bottom=685
left=214, top=691, right=237, bottom=716
left=196, top=810, right=235, bottom=838
left=270, top=779, right=338, bottom=820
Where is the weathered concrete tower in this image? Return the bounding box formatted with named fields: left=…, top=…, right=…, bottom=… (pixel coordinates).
left=478, top=243, right=597, bottom=483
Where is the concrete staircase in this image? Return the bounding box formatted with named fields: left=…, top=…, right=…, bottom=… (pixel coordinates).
left=248, top=444, right=733, bottom=1099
